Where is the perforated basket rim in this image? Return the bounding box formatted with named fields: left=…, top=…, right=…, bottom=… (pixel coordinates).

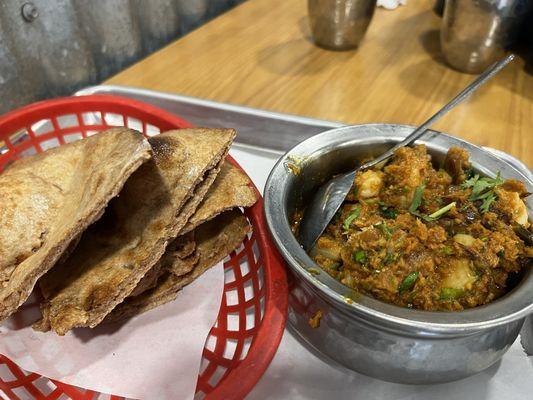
left=0, top=94, right=288, bottom=400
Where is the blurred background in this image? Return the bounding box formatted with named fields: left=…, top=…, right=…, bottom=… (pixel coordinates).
left=0, top=0, right=246, bottom=114
left=2, top=0, right=533, bottom=115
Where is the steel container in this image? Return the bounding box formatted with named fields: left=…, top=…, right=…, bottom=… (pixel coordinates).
left=264, top=124, right=533, bottom=384
left=441, top=0, right=531, bottom=74
left=308, top=0, right=377, bottom=50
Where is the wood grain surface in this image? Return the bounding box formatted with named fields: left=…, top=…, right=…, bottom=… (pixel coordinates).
left=107, top=0, right=533, bottom=167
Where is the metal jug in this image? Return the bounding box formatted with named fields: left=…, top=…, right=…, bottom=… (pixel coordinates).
left=441, top=0, right=531, bottom=74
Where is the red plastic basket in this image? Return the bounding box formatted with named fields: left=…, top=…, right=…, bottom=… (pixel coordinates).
left=0, top=95, right=288, bottom=400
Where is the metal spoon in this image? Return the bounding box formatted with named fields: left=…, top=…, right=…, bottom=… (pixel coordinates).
left=299, top=53, right=515, bottom=252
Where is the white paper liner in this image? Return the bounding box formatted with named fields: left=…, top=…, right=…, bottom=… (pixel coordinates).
left=0, top=262, right=224, bottom=400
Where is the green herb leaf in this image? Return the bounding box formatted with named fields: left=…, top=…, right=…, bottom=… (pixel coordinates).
left=409, top=184, right=425, bottom=214
left=479, top=192, right=496, bottom=213
left=461, top=172, right=503, bottom=213
left=307, top=267, right=321, bottom=276
left=442, top=246, right=454, bottom=255
left=379, top=203, right=398, bottom=219
left=427, top=202, right=456, bottom=220
left=343, top=205, right=361, bottom=231
left=353, top=185, right=358, bottom=197
left=352, top=250, right=367, bottom=264
left=462, top=174, right=479, bottom=189
left=374, top=222, right=393, bottom=239
left=412, top=202, right=456, bottom=222
left=399, top=271, right=419, bottom=293
left=470, top=173, right=503, bottom=198
left=410, top=210, right=427, bottom=221
left=440, top=287, right=465, bottom=300
left=383, top=250, right=395, bottom=264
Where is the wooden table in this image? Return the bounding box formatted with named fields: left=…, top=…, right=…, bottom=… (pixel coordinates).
left=107, top=0, right=533, bottom=167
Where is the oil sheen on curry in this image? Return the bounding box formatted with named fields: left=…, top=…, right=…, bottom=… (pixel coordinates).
left=308, top=145, right=532, bottom=311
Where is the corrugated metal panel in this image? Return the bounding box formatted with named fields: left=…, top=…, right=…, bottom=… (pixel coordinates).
left=133, top=0, right=181, bottom=54
left=0, top=0, right=246, bottom=113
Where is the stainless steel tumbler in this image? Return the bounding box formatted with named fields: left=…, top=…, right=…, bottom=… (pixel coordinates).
left=308, top=0, right=377, bottom=51
left=441, top=0, right=531, bottom=73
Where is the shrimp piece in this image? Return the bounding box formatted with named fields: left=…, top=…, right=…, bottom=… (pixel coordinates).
left=355, top=170, right=384, bottom=199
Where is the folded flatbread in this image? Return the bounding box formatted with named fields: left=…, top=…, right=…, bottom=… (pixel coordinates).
left=180, top=162, right=257, bottom=234
left=131, top=231, right=198, bottom=296
left=106, top=209, right=250, bottom=322
left=128, top=261, right=163, bottom=298
left=130, top=230, right=198, bottom=297
left=159, top=232, right=199, bottom=277
left=163, top=249, right=200, bottom=278
left=0, top=128, right=151, bottom=321
left=129, top=161, right=258, bottom=290
left=173, top=231, right=197, bottom=259
left=35, top=128, right=235, bottom=335
left=165, top=162, right=256, bottom=279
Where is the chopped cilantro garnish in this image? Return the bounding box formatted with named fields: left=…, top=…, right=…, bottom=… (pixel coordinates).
left=409, top=184, right=425, bottom=214
left=399, top=271, right=419, bottom=293
left=408, top=182, right=455, bottom=222
left=440, top=287, right=465, bottom=300
left=352, top=250, right=367, bottom=264
left=374, top=222, right=393, bottom=239
left=442, top=246, right=454, bottom=255
left=383, top=250, right=395, bottom=264
left=479, top=192, right=497, bottom=213
left=379, top=203, right=398, bottom=219
left=343, top=205, right=361, bottom=231
left=461, top=172, right=503, bottom=213
left=427, top=202, right=456, bottom=220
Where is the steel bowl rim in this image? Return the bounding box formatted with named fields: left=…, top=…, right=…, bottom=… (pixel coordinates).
left=264, top=123, right=533, bottom=336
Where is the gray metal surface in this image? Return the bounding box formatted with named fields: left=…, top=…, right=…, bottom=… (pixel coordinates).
left=76, top=85, right=344, bottom=151
left=441, top=0, right=531, bottom=73
left=264, top=124, right=533, bottom=384
left=0, top=0, right=245, bottom=114
left=307, top=0, right=376, bottom=50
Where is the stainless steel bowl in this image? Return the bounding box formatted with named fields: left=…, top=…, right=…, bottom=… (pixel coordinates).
left=308, top=0, right=377, bottom=51
left=264, top=124, right=533, bottom=384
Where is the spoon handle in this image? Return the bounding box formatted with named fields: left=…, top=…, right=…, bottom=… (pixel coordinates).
left=360, top=54, right=515, bottom=170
